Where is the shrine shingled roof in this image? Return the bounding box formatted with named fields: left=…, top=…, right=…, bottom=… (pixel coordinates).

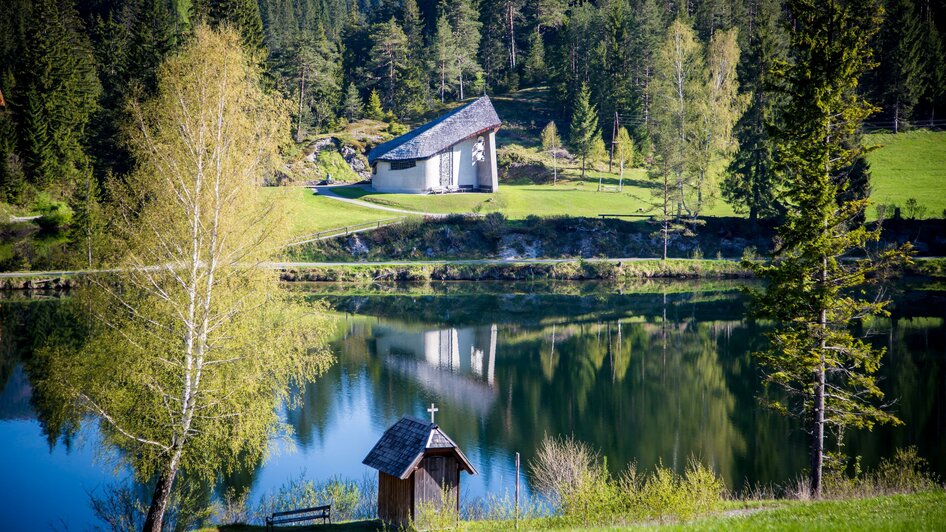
left=362, top=416, right=477, bottom=479
left=367, top=96, right=501, bottom=164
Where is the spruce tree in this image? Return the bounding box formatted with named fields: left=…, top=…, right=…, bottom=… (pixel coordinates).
left=192, top=0, right=266, bottom=56
left=569, top=82, right=601, bottom=180
left=366, top=89, right=384, bottom=120
left=724, top=0, right=787, bottom=221
left=21, top=0, right=101, bottom=193
left=367, top=18, right=410, bottom=113
left=342, top=82, right=363, bottom=121
left=447, top=0, right=484, bottom=100
left=431, top=14, right=459, bottom=102
left=874, top=0, right=925, bottom=132
left=523, top=31, right=546, bottom=85
left=751, top=0, right=908, bottom=499
left=919, top=11, right=946, bottom=125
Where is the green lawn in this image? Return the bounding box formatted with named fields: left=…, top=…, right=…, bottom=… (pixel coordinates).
left=670, top=490, right=946, bottom=531
left=330, top=168, right=737, bottom=219
left=268, top=130, right=944, bottom=237
left=207, top=491, right=946, bottom=531
left=260, top=187, right=393, bottom=236
left=866, top=130, right=946, bottom=218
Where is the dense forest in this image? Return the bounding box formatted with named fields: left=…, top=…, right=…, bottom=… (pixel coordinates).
left=0, top=0, right=944, bottom=245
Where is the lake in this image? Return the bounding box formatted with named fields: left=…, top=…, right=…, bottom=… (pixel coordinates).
left=1, top=281, right=944, bottom=528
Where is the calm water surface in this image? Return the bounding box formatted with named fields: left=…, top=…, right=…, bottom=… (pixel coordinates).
left=1, top=281, right=944, bottom=528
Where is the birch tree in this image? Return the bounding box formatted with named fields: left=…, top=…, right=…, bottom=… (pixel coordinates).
left=688, top=28, right=745, bottom=214
left=541, top=120, right=561, bottom=185
left=36, top=26, right=333, bottom=531
left=614, top=126, right=634, bottom=191
left=648, top=18, right=703, bottom=258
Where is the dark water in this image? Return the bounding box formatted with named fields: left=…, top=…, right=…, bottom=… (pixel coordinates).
left=1, top=281, right=944, bottom=528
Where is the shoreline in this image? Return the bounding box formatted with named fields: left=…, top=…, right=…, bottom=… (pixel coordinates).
left=3, top=257, right=944, bottom=290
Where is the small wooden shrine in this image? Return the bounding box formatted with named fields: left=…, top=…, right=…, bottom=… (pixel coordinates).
left=362, top=407, right=477, bottom=526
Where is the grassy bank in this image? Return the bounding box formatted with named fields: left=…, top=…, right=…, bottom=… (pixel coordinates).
left=207, top=491, right=946, bottom=531
left=279, top=259, right=752, bottom=283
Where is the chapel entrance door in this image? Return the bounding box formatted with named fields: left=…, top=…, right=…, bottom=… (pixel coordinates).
left=439, top=148, right=454, bottom=189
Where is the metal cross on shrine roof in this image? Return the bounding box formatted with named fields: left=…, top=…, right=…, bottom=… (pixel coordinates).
left=427, top=403, right=439, bottom=423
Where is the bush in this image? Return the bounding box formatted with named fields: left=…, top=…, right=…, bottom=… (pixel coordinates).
left=35, top=196, right=73, bottom=231
left=823, top=447, right=941, bottom=499
left=530, top=435, right=725, bottom=526
left=254, top=474, right=374, bottom=523
left=529, top=435, right=599, bottom=507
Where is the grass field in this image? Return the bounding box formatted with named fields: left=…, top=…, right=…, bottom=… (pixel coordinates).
left=271, top=130, right=944, bottom=236
left=330, top=168, right=738, bottom=219
left=208, top=490, right=946, bottom=531
left=866, top=130, right=946, bottom=218
left=260, top=187, right=397, bottom=236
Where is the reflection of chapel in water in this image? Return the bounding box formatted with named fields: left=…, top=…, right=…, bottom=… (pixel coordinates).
left=375, top=325, right=499, bottom=415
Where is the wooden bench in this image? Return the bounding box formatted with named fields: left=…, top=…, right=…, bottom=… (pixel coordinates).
left=265, top=504, right=331, bottom=530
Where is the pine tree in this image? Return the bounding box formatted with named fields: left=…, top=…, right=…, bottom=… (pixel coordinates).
left=367, top=18, right=410, bottom=113
left=874, top=0, right=925, bottom=132
left=431, top=14, right=459, bottom=102
left=569, top=82, right=601, bottom=180
left=397, top=0, right=428, bottom=116
left=541, top=120, right=561, bottom=184
left=523, top=31, right=546, bottom=85
left=630, top=0, right=664, bottom=141
left=723, top=0, right=787, bottom=221
left=751, top=0, right=907, bottom=499
left=21, top=0, right=101, bottom=193
left=402, top=0, right=425, bottom=55
left=533, top=0, right=568, bottom=32
left=447, top=0, right=484, bottom=100
left=342, top=82, right=363, bottom=121
left=70, top=172, right=106, bottom=268
left=366, top=89, right=384, bottom=120
left=278, top=25, right=341, bottom=140
left=919, top=6, right=945, bottom=125
left=192, top=0, right=266, bottom=56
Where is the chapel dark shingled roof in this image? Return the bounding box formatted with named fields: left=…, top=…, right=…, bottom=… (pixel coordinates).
left=367, top=96, right=501, bottom=164
left=363, top=416, right=478, bottom=479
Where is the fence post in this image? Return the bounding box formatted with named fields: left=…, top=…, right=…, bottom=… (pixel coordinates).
left=515, top=451, right=520, bottom=529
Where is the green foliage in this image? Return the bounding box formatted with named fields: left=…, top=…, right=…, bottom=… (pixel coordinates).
left=192, top=0, right=266, bottom=55
left=35, top=194, right=73, bottom=232
left=873, top=0, right=926, bottom=131
left=750, top=0, right=911, bottom=498
left=413, top=487, right=460, bottom=531
left=365, top=89, right=384, bottom=120
left=529, top=435, right=725, bottom=526
left=524, top=31, right=547, bottom=84
left=342, top=82, right=362, bottom=121
left=20, top=0, right=101, bottom=193
left=724, top=0, right=787, bottom=221
left=255, top=474, right=372, bottom=522
left=823, top=447, right=941, bottom=499
left=569, top=83, right=600, bottom=179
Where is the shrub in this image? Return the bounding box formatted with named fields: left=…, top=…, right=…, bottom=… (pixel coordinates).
left=35, top=196, right=73, bottom=231
left=254, top=474, right=374, bottom=523
left=529, top=435, right=599, bottom=507
left=413, top=487, right=459, bottom=530
left=624, top=460, right=724, bottom=522
left=822, top=447, right=941, bottom=499
left=480, top=212, right=507, bottom=242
